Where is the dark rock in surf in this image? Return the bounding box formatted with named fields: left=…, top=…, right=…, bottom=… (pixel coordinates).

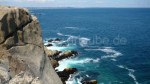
left=55, top=50, right=78, bottom=61
left=82, top=80, right=97, bottom=84
left=48, top=39, right=53, bottom=42
left=45, top=44, right=53, bottom=47
left=57, top=68, right=77, bottom=84
left=54, top=38, right=61, bottom=41
left=48, top=38, right=61, bottom=42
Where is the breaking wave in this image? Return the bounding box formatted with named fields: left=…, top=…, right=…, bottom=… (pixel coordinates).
left=85, top=47, right=122, bottom=60
left=64, top=27, right=78, bottom=29
left=55, top=57, right=100, bottom=71
left=57, top=32, right=90, bottom=47
left=117, top=65, right=139, bottom=84
left=64, top=27, right=86, bottom=31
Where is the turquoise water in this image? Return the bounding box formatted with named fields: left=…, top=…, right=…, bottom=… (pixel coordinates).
left=30, top=8, right=150, bottom=84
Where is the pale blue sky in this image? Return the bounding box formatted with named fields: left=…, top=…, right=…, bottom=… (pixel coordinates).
left=0, top=0, right=150, bottom=8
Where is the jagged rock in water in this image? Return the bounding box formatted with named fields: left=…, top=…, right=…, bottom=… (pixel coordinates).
left=54, top=38, right=61, bottom=41
left=63, top=68, right=77, bottom=74
left=48, top=38, right=61, bottom=42
left=57, top=68, right=77, bottom=84
left=82, top=80, right=97, bottom=84
left=48, top=39, right=53, bottom=42
left=0, top=6, right=62, bottom=84
left=55, top=50, right=78, bottom=61
left=45, top=44, right=53, bottom=47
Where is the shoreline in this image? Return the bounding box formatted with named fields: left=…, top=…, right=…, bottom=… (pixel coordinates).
left=44, top=38, right=97, bottom=84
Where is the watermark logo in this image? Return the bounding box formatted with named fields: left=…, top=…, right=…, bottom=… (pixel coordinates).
left=67, top=35, right=127, bottom=47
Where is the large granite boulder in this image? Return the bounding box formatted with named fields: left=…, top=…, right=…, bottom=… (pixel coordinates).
left=0, top=6, right=62, bottom=84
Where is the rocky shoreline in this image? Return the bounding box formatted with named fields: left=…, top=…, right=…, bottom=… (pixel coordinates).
left=0, top=6, right=97, bottom=84
left=45, top=38, right=97, bottom=84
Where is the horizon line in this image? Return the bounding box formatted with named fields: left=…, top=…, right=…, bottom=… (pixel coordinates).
left=1, top=5, right=150, bottom=9
left=26, top=7, right=150, bottom=9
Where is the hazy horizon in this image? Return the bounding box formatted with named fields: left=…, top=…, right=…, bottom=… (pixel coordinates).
left=0, top=0, right=150, bottom=8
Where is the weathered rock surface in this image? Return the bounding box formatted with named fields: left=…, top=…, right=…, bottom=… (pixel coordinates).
left=45, top=49, right=78, bottom=69
left=45, top=48, right=61, bottom=57
left=0, top=6, right=62, bottom=84
left=9, top=71, right=41, bottom=84
left=44, top=47, right=60, bottom=68
left=49, top=58, right=59, bottom=68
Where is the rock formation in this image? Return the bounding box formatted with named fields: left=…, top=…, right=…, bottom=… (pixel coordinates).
left=57, top=68, right=77, bottom=84
left=0, top=6, right=62, bottom=84
left=48, top=38, right=61, bottom=42
left=82, top=80, right=97, bottom=84
left=55, top=50, right=78, bottom=61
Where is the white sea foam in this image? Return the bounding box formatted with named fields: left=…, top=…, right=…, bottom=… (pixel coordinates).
left=65, top=27, right=77, bottom=29
left=65, top=75, right=74, bottom=84
left=47, top=46, right=75, bottom=51
left=111, top=59, right=117, bottom=61
left=117, top=65, right=125, bottom=69
left=99, top=48, right=122, bottom=59
left=76, top=77, right=83, bottom=84
left=66, top=75, right=83, bottom=84
left=67, top=36, right=78, bottom=41
left=44, top=41, right=49, bottom=45
left=57, top=40, right=67, bottom=44
left=79, top=37, right=90, bottom=41
left=117, top=65, right=139, bottom=84
left=65, top=26, right=87, bottom=31
left=86, top=74, right=90, bottom=77
left=117, top=65, right=135, bottom=72
left=55, top=57, right=100, bottom=71
left=57, top=32, right=71, bottom=37
left=85, top=47, right=122, bottom=59
left=47, top=46, right=66, bottom=51
left=57, top=32, right=90, bottom=47
left=44, top=38, right=75, bottom=51
left=57, top=32, right=64, bottom=36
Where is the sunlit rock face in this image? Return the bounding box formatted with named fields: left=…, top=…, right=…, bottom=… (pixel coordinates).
left=0, top=6, right=62, bottom=84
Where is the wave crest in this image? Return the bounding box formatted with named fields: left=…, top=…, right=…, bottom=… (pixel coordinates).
left=117, top=65, right=139, bottom=84
left=55, top=57, right=100, bottom=71
left=85, top=47, right=122, bottom=59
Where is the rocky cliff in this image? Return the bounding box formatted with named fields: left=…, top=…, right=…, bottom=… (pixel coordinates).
left=0, top=6, right=62, bottom=84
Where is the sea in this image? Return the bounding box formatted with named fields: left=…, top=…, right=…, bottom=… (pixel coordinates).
left=30, top=8, right=150, bottom=84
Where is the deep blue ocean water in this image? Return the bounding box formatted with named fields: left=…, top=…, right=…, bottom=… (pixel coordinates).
left=30, top=8, right=150, bottom=84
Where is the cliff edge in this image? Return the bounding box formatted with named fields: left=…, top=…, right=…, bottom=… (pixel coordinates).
left=0, top=6, right=62, bottom=84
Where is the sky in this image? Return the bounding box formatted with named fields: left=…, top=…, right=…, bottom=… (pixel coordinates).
left=0, top=0, right=150, bottom=8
